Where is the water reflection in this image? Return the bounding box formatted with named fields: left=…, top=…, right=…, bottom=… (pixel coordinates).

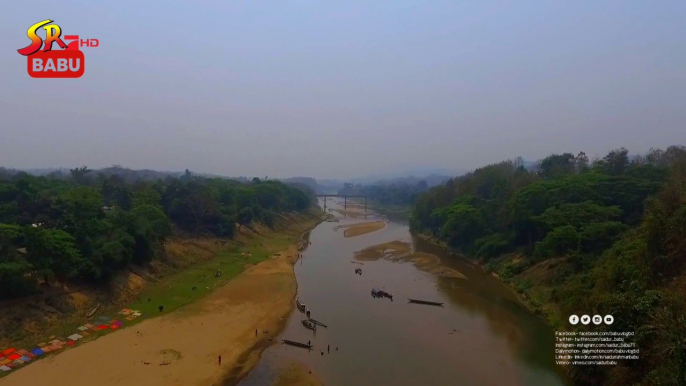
left=237, top=200, right=570, bottom=386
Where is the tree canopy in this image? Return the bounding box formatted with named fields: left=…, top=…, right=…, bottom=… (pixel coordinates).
left=0, top=169, right=314, bottom=299
left=410, top=146, right=686, bottom=385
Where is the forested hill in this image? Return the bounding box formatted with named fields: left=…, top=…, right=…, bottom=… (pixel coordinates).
left=338, top=180, right=431, bottom=207
left=410, top=146, right=686, bottom=385
left=0, top=168, right=314, bottom=300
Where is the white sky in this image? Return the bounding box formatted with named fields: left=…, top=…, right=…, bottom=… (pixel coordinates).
left=1, top=1, right=684, bottom=179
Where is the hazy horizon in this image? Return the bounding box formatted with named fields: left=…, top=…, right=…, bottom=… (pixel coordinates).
left=1, top=2, right=684, bottom=179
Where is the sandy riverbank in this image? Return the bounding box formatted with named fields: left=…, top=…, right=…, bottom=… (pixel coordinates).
left=333, top=221, right=385, bottom=237
left=0, top=232, right=317, bottom=386
left=354, top=241, right=467, bottom=279
left=331, top=208, right=370, bottom=218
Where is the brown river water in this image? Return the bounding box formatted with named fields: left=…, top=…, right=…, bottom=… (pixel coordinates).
left=237, top=199, right=571, bottom=386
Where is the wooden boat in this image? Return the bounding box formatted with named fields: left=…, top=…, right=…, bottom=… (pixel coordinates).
left=301, top=320, right=316, bottom=331
left=86, top=303, right=100, bottom=318
left=296, top=298, right=306, bottom=312
left=371, top=288, right=381, bottom=297
left=309, top=318, right=328, bottom=328
left=408, top=298, right=444, bottom=307
left=306, top=309, right=311, bottom=318
left=379, top=290, right=393, bottom=300
left=282, top=339, right=312, bottom=349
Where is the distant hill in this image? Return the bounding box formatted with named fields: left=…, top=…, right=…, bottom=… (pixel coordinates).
left=1, top=166, right=461, bottom=194
left=369, top=174, right=451, bottom=188
left=314, top=167, right=464, bottom=193
left=282, top=177, right=317, bottom=192
left=345, top=167, right=463, bottom=185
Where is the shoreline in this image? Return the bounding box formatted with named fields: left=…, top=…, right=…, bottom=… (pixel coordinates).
left=414, top=233, right=575, bottom=381
left=222, top=225, right=321, bottom=385
left=415, top=233, right=541, bottom=313
left=0, top=210, right=325, bottom=386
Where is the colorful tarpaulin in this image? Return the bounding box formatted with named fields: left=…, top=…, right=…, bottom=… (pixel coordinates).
left=0, top=308, right=144, bottom=374
left=16, top=349, right=33, bottom=358
left=30, top=348, right=44, bottom=356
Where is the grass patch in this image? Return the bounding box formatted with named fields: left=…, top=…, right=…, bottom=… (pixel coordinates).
left=0, top=209, right=323, bottom=379
left=127, top=229, right=298, bottom=316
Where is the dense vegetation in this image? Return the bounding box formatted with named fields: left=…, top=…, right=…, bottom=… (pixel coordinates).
left=410, top=147, right=686, bottom=385
left=0, top=168, right=314, bottom=300
left=338, top=180, right=430, bottom=207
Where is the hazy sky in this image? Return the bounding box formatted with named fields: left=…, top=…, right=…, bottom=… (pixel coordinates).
left=1, top=1, right=684, bottom=179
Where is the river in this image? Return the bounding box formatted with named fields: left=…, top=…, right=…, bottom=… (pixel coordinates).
left=237, top=199, right=571, bottom=386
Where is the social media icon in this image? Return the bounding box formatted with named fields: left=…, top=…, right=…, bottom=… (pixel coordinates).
left=569, top=315, right=579, bottom=325
left=604, top=315, right=614, bottom=325
left=593, top=315, right=602, bottom=325
left=581, top=315, right=590, bottom=325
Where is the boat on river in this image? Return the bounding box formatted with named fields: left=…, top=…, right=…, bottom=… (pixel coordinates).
left=301, top=319, right=317, bottom=331
left=86, top=303, right=100, bottom=318
left=296, top=298, right=306, bottom=312
left=378, top=290, right=392, bottom=298
left=281, top=339, right=312, bottom=349
left=309, top=318, right=328, bottom=328
left=408, top=298, right=444, bottom=307
left=372, top=288, right=393, bottom=300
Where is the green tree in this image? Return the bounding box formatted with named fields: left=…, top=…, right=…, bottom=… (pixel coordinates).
left=133, top=186, right=162, bottom=209
left=533, top=201, right=623, bottom=230
left=69, top=166, right=92, bottom=185
left=237, top=207, right=253, bottom=230
left=533, top=225, right=580, bottom=259
left=25, top=228, right=82, bottom=283
left=596, top=147, right=630, bottom=175
left=436, top=203, right=486, bottom=248
left=539, top=153, right=576, bottom=178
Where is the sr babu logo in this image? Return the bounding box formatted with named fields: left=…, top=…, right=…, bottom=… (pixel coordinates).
left=17, top=20, right=99, bottom=78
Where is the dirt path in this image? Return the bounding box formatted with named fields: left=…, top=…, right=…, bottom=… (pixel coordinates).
left=0, top=244, right=304, bottom=386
